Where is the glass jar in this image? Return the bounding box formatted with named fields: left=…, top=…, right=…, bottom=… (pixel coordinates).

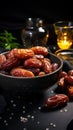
left=21, top=18, right=49, bottom=48
left=54, top=21, right=73, bottom=50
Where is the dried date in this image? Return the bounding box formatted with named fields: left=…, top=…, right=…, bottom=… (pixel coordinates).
left=58, top=70, right=73, bottom=100
left=0, top=54, right=6, bottom=65
left=68, top=70, right=73, bottom=76
left=67, top=86, right=73, bottom=99
left=42, top=58, right=52, bottom=74
left=45, top=94, right=69, bottom=109
left=24, top=58, right=42, bottom=68
left=31, top=46, right=49, bottom=56
left=0, top=46, right=59, bottom=78
left=38, top=71, right=45, bottom=76
left=65, top=75, right=73, bottom=85
left=27, top=68, right=40, bottom=75
left=6, top=48, right=18, bottom=59
left=34, top=54, right=44, bottom=61
left=51, top=63, right=58, bottom=72
left=57, top=77, right=66, bottom=90
left=10, top=68, right=35, bottom=77
left=59, top=71, right=67, bottom=78
left=13, top=49, right=34, bottom=59
left=0, top=57, right=20, bottom=71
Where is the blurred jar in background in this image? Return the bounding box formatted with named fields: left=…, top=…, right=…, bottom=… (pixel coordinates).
left=21, top=18, right=49, bottom=48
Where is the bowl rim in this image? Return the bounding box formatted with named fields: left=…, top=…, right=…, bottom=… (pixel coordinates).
left=53, top=21, right=73, bottom=28
left=0, top=51, right=63, bottom=79
left=55, top=49, right=73, bottom=55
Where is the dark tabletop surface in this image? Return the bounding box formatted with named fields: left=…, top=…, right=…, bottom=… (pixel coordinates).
left=0, top=84, right=72, bottom=130
left=0, top=60, right=73, bottom=130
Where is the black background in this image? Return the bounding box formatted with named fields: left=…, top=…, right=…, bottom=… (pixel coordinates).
left=0, top=0, right=73, bottom=47
left=0, top=0, right=73, bottom=22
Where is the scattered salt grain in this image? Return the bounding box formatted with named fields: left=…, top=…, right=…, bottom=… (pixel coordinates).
left=0, top=116, right=2, bottom=119
left=27, top=115, right=31, bottom=118
left=49, top=122, right=53, bottom=126
left=38, top=106, right=41, bottom=110
left=31, top=116, right=34, bottom=119
left=23, top=128, right=27, bottom=130
left=22, top=110, right=26, bottom=114
left=5, top=123, right=8, bottom=126
left=9, top=116, right=12, bottom=120
left=53, top=124, right=56, bottom=127
left=13, top=104, right=16, bottom=107
left=60, top=108, right=68, bottom=113
left=60, top=109, right=63, bottom=112
left=10, top=100, right=14, bottom=103
left=11, top=112, right=14, bottom=116
left=37, top=121, right=40, bottom=124
left=45, top=128, right=49, bottom=130
left=22, top=106, right=25, bottom=109
left=51, top=90, right=54, bottom=93
left=20, top=116, right=28, bottom=123
left=49, top=122, right=56, bottom=128
left=4, top=120, right=7, bottom=123
left=64, top=109, right=68, bottom=112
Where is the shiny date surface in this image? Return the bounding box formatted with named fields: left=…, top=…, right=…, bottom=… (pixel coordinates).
left=0, top=46, right=59, bottom=77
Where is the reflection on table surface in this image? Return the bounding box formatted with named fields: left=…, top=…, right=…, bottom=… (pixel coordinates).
left=0, top=80, right=73, bottom=130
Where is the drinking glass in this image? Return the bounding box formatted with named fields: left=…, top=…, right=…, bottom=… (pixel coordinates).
left=54, top=21, right=73, bottom=49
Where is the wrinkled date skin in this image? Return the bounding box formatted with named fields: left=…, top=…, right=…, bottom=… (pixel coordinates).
left=38, top=71, right=46, bottom=76
left=27, top=68, right=40, bottom=75
left=10, top=68, right=35, bottom=77
left=57, top=77, right=65, bottom=90
left=67, top=86, right=73, bottom=99
left=51, top=63, right=58, bottom=72
left=58, top=70, right=73, bottom=99
left=13, top=49, right=34, bottom=59
left=0, top=54, right=6, bottom=65
left=45, top=94, right=69, bottom=109
left=34, top=54, right=44, bottom=61
left=59, top=71, right=67, bottom=78
left=0, top=46, right=59, bottom=78
left=24, top=58, right=42, bottom=68
left=42, top=58, right=52, bottom=74
left=68, top=70, right=73, bottom=76
left=0, top=57, right=20, bottom=71
left=65, top=76, right=73, bottom=85
left=6, top=48, right=18, bottom=59
left=58, top=70, right=73, bottom=87
left=31, top=46, right=49, bottom=56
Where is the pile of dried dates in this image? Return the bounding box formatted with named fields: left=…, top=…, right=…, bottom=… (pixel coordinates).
left=57, top=69, right=73, bottom=99
left=44, top=69, right=73, bottom=109
left=0, top=46, right=59, bottom=77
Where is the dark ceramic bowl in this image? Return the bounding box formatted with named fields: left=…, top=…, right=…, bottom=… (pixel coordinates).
left=0, top=51, right=63, bottom=95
